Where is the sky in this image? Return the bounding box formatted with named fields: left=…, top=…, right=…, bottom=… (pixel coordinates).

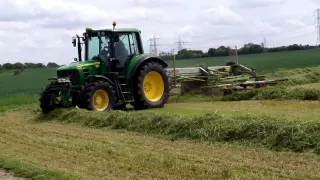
left=0, top=0, right=319, bottom=65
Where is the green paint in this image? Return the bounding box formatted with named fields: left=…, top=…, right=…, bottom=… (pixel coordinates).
left=125, top=53, right=161, bottom=79
left=57, top=60, right=100, bottom=71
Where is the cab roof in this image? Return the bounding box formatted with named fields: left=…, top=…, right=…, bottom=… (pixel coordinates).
left=85, top=27, right=141, bottom=33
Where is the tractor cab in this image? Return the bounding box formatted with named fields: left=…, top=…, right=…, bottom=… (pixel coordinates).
left=72, top=21, right=144, bottom=75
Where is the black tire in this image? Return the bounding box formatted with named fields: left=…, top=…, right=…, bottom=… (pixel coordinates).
left=133, top=61, right=169, bottom=110
left=81, top=80, right=116, bottom=112
left=113, top=103, right=127, bottom=110
left=39, top=84, right=57, bottom=114
left=254, top=77, right=266, bottom=88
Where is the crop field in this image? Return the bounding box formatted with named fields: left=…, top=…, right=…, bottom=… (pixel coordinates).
left=1, top=51, right=320, bottom=179
left=166, top=48, right=320, bottom=73
left=0, top=68, right=56, bottom=96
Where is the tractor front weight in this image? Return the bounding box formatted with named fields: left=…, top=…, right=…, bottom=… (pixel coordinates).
left=40, top=78, right=74, bottom=113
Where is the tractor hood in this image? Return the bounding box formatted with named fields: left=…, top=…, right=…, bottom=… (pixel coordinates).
left=57, top=60, right=101, bottom=71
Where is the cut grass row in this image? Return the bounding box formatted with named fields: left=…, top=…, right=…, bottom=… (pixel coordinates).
left=152, top=100, right=320, bottom=121
left=222, top=87, right=320, bottom=101
left=1, top=110, right=320, bottom=179
left=2, top=92, right=320, bottom=121
left=36, top=106, right=320, bottom=154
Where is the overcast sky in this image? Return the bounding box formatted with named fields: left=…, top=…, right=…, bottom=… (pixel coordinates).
left=0, top=0, right=319, bottom=65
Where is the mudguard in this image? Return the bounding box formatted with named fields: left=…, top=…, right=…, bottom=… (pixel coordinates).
left=126, top=54, right=168, bottom=80
left=87, top=75, right=115, bottom=86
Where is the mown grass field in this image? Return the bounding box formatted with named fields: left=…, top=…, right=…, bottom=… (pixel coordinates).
left=0, top=50, right=320, bottom=179
left=1, top=89, right=320, bottom=179
left=166, top=48, right=320, bottom=72
left=1, top=106, right=320, bottom=179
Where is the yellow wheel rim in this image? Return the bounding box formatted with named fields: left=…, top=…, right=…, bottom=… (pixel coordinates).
left=93, top=89, right=109, bottom=111
left=143, top=71, right=164, bottom=102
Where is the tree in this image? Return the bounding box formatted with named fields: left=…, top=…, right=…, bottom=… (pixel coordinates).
left=207, top=48, right=216, bottom=57
left=13, top=62, right=24, bottom=69
left=3, top=63, right=13, bottom=69
left=47, top=62, right=60, bottom=68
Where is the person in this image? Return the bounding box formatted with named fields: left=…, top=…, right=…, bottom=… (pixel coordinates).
left=114, top=37, right=128, bottom=67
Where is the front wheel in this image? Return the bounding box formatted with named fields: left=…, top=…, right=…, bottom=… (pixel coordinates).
left=39, top=84, right=59, bottom=114
left=82, top=80, right=117, bottom=112
left=134, top=61, right=169, bottom=110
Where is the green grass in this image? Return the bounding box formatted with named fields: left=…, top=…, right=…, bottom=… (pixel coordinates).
left=266, top=66, right=320, bottom=85
left=166, top=48, right=320, bottom=72
left=0, top=93, right=39, bottom=112
left=294, top=83, right=320, bottom=89
left=0, top=155, right=74, bottom=180
left=0, top=68, right=56, bottom=96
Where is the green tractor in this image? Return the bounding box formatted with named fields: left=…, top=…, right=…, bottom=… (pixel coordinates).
left=40, top=21, right=169, bottom=113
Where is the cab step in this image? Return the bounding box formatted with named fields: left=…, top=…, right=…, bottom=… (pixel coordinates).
left=118, top=83, right=134, bottom=102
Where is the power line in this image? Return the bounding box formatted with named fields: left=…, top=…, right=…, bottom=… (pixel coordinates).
left=263, top=37, right=267, bottom=48
left=148, top=34, right=160, bottom=55
left=315, top=8, right=320, bottom=45
left=174, top=36, right=187, bottom=51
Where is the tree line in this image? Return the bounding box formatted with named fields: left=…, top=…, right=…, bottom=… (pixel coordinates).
left=0, top=43, right=318, bottom=70
left=0, top=62, right=60, bottom=70
left=159, top=43, right=320, bottom=60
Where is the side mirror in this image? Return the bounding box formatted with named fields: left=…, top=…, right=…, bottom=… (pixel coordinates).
left=74, top=57, right=78, bottom=62
left=72, top=37, right=76, bottom=47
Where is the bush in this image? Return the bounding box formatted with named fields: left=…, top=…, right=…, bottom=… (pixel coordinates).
left=36, top=108, right=320, bottom=154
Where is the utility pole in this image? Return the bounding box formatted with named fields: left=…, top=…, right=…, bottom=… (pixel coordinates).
left=316, top=8, right=320, bottom=45
left=171, top=49, right=176, bottom=87
left=263, top=37, right=267, bottom=48
left=147, top=34, right=159, bottom=55
left=148, top=38, right=153, bottom=54
left=174, top=36, right=187, bottom=51
left=153, top=34, right=159, bottom=55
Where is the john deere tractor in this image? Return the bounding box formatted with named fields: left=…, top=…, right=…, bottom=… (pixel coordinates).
left=39, top=21, right=169, bottom=113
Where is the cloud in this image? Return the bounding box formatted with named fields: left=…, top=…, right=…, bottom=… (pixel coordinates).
left=203, top=5, right=245, bottom=25
left=234, top=0, right=288, bottom=8
left=0, top=0, right=317, bottom=65
left=132, top=0, right=184, bottom=7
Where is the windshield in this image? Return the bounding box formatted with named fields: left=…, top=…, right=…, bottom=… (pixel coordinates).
left=87, top=36, right=110, bottom=61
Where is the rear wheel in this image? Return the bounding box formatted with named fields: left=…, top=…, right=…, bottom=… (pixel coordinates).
left=82, top=80, right=116, bottom=112
left=133, top=61, right=169, bottom=110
